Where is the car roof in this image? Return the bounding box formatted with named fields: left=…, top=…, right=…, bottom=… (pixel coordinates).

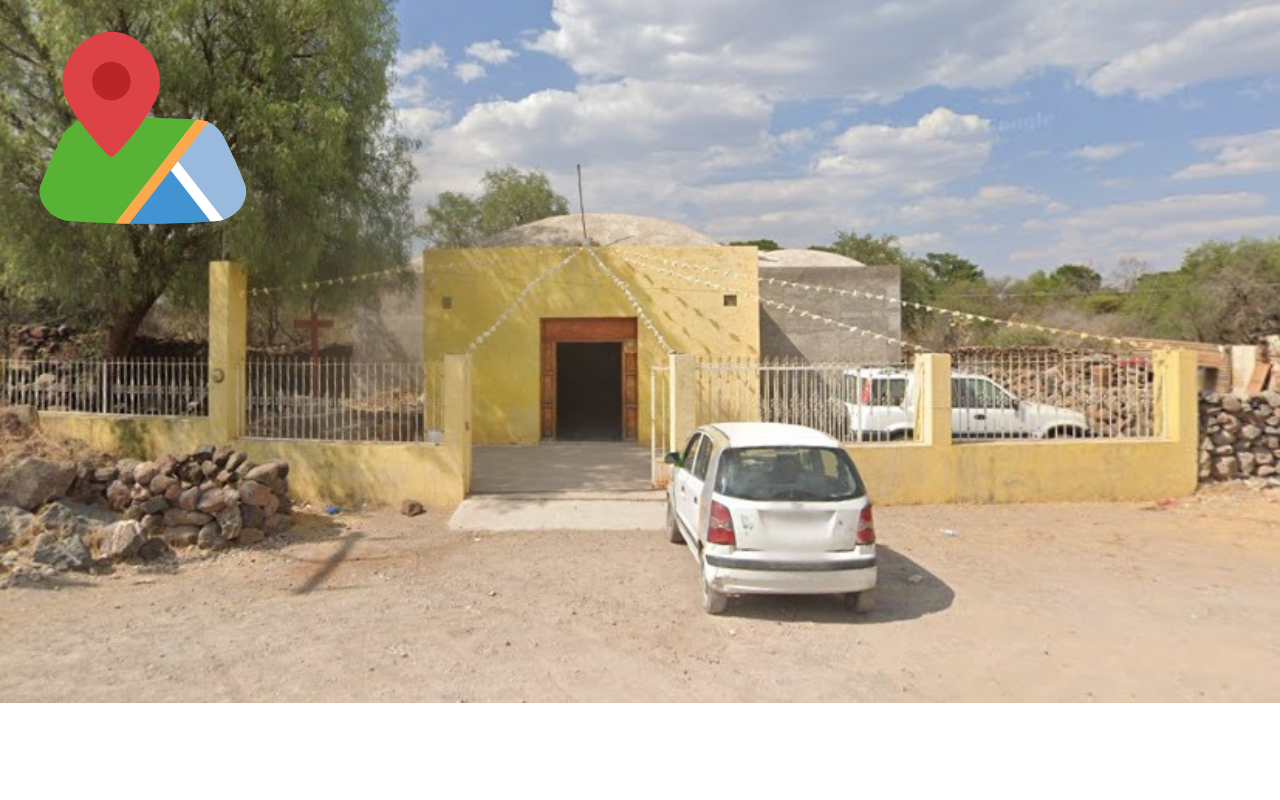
left=704, top=422, right=841, bottom=448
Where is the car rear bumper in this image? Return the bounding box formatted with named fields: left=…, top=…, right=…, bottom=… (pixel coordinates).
left=704, top=554, right=877, bottom=595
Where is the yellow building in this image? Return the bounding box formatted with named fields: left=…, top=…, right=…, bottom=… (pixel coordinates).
left=424, top=214, right=760, bottom=445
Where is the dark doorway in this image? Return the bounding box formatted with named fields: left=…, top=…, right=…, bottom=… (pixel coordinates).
left=555, top=342, right=622, bottom=441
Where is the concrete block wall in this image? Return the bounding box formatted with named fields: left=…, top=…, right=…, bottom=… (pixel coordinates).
left=758, top=265, right=901, bottom=364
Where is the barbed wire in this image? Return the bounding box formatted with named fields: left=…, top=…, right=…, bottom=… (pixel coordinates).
left=619, top=247, right=1162, bottom=350
left=585, top=248, right=674, bottom=353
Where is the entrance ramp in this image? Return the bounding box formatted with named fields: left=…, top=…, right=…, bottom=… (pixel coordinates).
left=455, top=442, right=664, bottom=531
left=470, top=442, right=654, bottom=494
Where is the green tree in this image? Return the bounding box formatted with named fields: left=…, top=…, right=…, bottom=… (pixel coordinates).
left=728, top=239, right=781, bottom=251
left=922, top=252, right=984, bottom=285
left=423, top=165, right=569, bottom=248
left=818, top=230, right=935, bottom=337
left=0, top=0, right=416, bottom=356
left=1051, top=263, right=1103, bottom=293
left=1123, top=238, right=1280, bottom=341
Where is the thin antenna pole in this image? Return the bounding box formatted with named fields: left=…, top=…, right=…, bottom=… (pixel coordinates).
left=577, top=164, right=588, bottom=245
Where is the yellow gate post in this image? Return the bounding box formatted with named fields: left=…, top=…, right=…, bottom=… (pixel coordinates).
left=208, top=260, right=247, bottom=443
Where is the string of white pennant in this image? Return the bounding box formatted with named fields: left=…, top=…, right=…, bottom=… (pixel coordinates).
left=616, top=247, right=1159, bottom=351
left=467, top=249, right=581, bottom=353
left=585, top=248, right=675, bottom=353
left=241, top=267, right=407, bottom=299
left=617, top=252, right=916, bottom=349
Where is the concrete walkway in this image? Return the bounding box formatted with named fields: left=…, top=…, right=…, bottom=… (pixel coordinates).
left=469, top=441, right=655, bottom=494
left=449, top=492, right=665, bottom=531
left=452, top=442, right=666, bottom=531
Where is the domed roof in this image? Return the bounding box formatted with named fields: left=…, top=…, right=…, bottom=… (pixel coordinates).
left=477, top=213, right=721, bottom=248
left=758, top=248, right=865, bottom=267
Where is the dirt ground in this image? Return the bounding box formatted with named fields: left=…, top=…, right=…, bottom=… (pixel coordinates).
left=2, top=486, right=1278, bottom=702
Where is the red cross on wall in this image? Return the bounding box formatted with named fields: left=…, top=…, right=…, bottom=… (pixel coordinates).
left=294, top=297, right=333, bottom=397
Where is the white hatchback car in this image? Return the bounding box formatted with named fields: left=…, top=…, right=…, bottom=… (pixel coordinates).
left=664, top=422, right=877, bottom=615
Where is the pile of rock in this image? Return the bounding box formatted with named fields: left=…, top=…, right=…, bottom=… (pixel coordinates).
left=957, top=351, right=1156, bottom=438
left=1199, top=390, right=1280, bottom=483
left=0, top=445, right=295, bottom=580
left=103, top=445, right=294, bottom=552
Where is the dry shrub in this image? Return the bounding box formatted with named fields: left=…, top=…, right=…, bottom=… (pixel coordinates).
left=0, top=406, right=113, bottom=472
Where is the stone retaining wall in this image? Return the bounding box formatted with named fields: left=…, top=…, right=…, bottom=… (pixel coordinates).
left=1199, top=391, right=1280, bottom=482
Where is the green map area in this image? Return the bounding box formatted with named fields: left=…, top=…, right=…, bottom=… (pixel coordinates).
left=39, top=119, right=191, bottom=222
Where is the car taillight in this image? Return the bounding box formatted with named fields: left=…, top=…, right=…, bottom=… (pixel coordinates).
left=856, top=505, right=875, bottom=545
left=708, top=501, right=736, bottom=545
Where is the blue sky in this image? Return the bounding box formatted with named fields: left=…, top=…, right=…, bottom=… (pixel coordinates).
left=392, top=1, right=1280, bottom=279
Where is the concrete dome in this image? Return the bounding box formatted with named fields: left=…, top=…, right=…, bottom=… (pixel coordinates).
left=477, top=213, right=721, bottom=248
left=758, top=248, right=865, bottom=267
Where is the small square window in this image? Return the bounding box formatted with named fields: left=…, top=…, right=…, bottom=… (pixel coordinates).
left=723, top=294, right=738, bottom=307
left=442, top=296, right=453, bottom=309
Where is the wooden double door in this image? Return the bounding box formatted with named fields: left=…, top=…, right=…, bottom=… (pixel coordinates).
left=540, top=318, right=638, bottom=441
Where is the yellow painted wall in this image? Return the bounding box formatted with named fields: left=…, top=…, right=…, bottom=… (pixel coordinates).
left=39, top=350, right=473, bottom=509
left=41, top=414, right=466, bottom=508
left=235, top=440, right=463, bottom=508
left=845, top=438, right=1198, bottom=505
left=40, top=414, right=213, bottom=460
left=424, top=246, right=759, bottom=445
left=843, top=349, right=1200, bottom=505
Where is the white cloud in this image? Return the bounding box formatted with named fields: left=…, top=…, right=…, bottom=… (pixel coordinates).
left=1086, top=6, right=1280, bottom=98
left=900, top=232, right=948, bottom=251
left=1009, top=193, right=1280, bottom=269
left=900, top=184, right=1055, bottom=222
left=392, top=45, right=449, bottom=107
left=1173, top=128, right=1280, bottom=180
left=1099, top=177, right=1134, bottom=190
left=395, top=45, right=448, bottom=77
left=466, top=40, right=518, bottom=65
left=419, top=80, right=774, bottom=200
left=528, top=1, right=1272, bottom=102
left=455, top=63, right=487, bottom=83
left=776, top=128, right=815, bottom=149
left=1069, top=142, right=1142, bottom=162
left=815, top=108, right=993, bottom=194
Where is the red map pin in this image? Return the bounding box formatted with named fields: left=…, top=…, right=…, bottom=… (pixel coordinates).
left=62, top=32, right=160, bottom=156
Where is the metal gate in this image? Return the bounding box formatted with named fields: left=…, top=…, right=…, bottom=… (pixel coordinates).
left=650, top=365, right=670, bottom=488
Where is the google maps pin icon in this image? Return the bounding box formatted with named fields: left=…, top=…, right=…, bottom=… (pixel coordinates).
left=62, top=32, right=159, bottom=156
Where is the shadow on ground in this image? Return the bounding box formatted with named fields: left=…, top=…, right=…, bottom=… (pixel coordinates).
left=245, top=512, right=372, bottom=596
left=720, top=545, right=954, bottom=624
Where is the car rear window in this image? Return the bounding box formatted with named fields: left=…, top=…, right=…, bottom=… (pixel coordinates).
left=714, top=446, right=865, bottom=502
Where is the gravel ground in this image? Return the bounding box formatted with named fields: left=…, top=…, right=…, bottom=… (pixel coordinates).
left=2, top=486, right=1278, bottom=702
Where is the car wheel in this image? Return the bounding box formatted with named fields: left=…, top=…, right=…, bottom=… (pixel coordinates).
left=844, top=588, right=877, bottom=614
left=666, top=501, right=683, bottom=543
left=700, top=565, right=728, bottom=615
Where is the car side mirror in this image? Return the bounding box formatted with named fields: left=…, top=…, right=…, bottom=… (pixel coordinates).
left=663, top=451, right=681, bottom=466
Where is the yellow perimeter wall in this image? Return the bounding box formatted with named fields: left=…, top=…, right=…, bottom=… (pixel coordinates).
left=841, top=350, right=1201, bottom=504
left=37, top=262, right=477, bottom=511
left=39, top=414, right=468, bottom=508
left=425, top=246, right=759, bottom=445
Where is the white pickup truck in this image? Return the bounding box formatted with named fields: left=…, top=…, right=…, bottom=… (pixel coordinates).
left=843, top=367, right=1090, bottom=441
